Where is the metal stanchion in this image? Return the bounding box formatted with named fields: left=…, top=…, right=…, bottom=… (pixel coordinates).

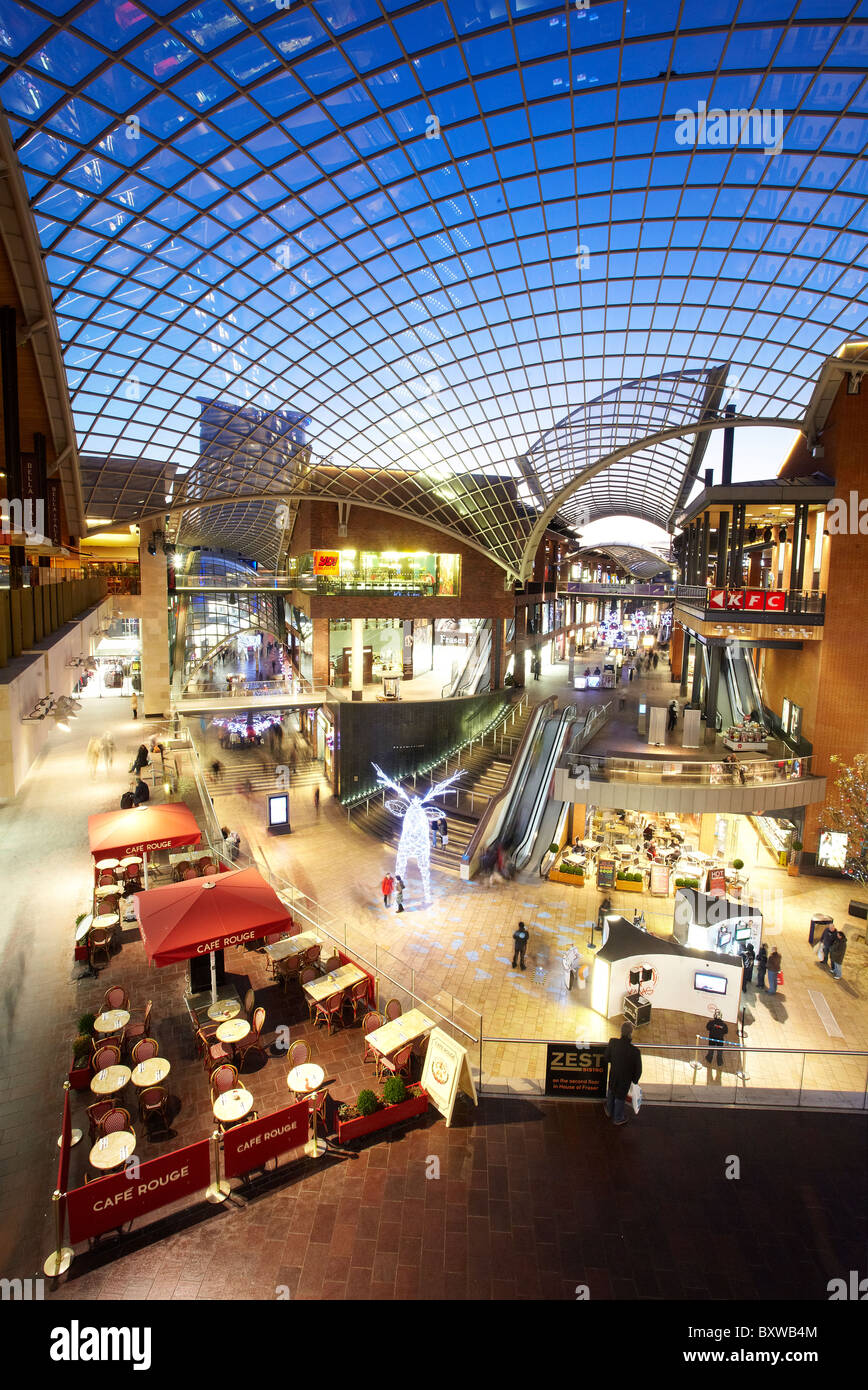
left=43, top=1191, right=73, bottom=1277
left=689, top=1033, right=705, bottom=1071
left=205, top=1130, right=230, bottom=1203
left=57, top=1080, right=81, bottom=1148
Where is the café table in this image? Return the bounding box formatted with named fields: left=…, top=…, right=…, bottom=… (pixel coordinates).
left=95, top=858, right=120, bottom=873
left=287, top=1064, right=326, bottom=1158
left=94, top=1008, right=130, bottom=1035
left=89, top=1130, right=136, bottom=1172
left=302, top=962, right=367, bottom=1004
left=365, top=1008, right=435, bottom=1065
left=216, top=1018, right=250, bottom=1045
left=90, top=1064, right=132, bottom=1097
left=130, top=1056, right=171, bottom=1088
left=95, top=884, right=121, bottom=900
left=207, top=998, right=242, bottom=1023
left=119, top=855, right=143, bottom=870
left=577, top=839, right=599, bottom=850
left=95, top=911, right=120, bottom=941
left=75, top=914, right=93, bottom=944
left=212, top=1088, right=254, bottom=1125
left=265, top=931, right=319, bottom=963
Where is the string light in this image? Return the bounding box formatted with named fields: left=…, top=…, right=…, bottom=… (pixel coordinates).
left=373, top=762, right=465, bottom=904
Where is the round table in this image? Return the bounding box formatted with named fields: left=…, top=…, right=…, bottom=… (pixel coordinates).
left=95, top=858, right=120, bottom=872
left=95, top=884, right=121, bottom=900
left=93, top=912, right=120, bottom=938
left=131, top=1057, right=171, bottom=1088
left=90, top=1065, right=132, bottom=1097
left=94, top=1008, right=130, bottom=1035
left=207, top=999, right=241, bottom=1023
left=287, top=1063, right=326, bottom=1158
left=89, top=1130, right=136, bottom=1172
left=216, top=1019, right=250, bottom=1045
left=119, top=856, right=143, bottom=869
left=213, top=1088, right=254, bottom=1124
left=75, top=914, right=94, bottom=943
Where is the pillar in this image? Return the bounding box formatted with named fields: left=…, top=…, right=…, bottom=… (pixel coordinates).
left=704, top=645, right=722, bottom=744
left=139, top=526, right=171, bottom=719
left=715, top=512, right=729, bottom=585
left=312, top=618, right=329, bottom=688
left=512, top=605, right=526, bottom=688
left=350, top=617, right=364, bottom=701
left=491, top=618, right=504, bottom=690
left=691, top=637, right=704, bottom=706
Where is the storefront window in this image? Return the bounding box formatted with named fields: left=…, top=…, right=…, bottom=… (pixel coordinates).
left=292, top=549, right=461, bottom=596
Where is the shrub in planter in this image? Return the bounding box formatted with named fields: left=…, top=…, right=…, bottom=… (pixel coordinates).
left=356, top=1088, right=379, bottom=1117
left=382, top=1076, right=408, bottom=1106
left=548, top=843, right=559, bottom=855
left=69, top=1033, right=93, bottom=1090
left=731, top=859, right=744, bottom=872
left=675, top=876, right=700, bottom=890
left=77, top=1012, right=97, bottom=1038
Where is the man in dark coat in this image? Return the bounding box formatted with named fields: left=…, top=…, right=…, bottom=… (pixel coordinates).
left=603, top=1022, right=642, bottom=1126
left=511, top=921, right=529, bottom=970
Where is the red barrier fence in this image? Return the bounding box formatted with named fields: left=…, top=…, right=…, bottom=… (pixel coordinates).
left=65, top=1139, right=211, bottom=1244
left=338, top=951, right=376, bottom=1007
left=222, top=1099, right=310, bottom=1179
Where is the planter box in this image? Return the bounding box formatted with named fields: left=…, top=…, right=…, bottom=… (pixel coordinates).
left=615, top=879, right=645, bottom=892
left=547, top=868, right=585, bottom=887
left=69, top=1064, right=92, bottom=1092
left=336, top=1089, right=428, bottom=1144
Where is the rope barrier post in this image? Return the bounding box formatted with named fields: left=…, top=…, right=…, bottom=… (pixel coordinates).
left=57, top=1080, right=81, bottom=1148
left=205, top=1129, right=230, bottom=1203
left=43, top=1190, right=73, bottom=1278
left=689, top=1033, right=704, bottom=1072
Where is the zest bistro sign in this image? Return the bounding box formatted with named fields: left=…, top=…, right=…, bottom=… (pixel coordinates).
left=66, top=1141, right=210, bottom=1243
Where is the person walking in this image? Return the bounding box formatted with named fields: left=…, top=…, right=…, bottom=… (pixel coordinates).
left=667, top=699, right=678, bottom=733
left=313, top=785, right=320, bottom=814
left=603, top=1021, right=642, bottom=1126
left=767, top=946, right=782, bottom=995
left=829, top=929, right=847, bottom=980
left=511, top=920, right=529, bottom=970
left=755, top=941, right=769, bottom=990
left=394, top=876, right=405, bottom=913
left=818, top=923, right=836, bottom=966
left=741, top=941, right=755, bottom=991
left=704, top=1008, right=728, bottom=1066
left=439, top=815, right=448, bottom=849
left=131, top=692, right=138, bottom=720
left=562, top=943, right=581, bottom=990
left=210, top=759, right=223, bottom=783
left=101, top=732, right=115, bottom=772
left=381, top=872, right=393, bottom=908
left=86, top=735, right=101, bottom=779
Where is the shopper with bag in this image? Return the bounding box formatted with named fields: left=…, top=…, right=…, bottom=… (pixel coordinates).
left=755, top=942, right=769, bottom=989
left=767, top=946, right=782, bottom=995
left=818, top=923, right=836, bottom=966
left=381, top=872, right=393, bottom=909
left=562, top=944, right=581, bottom=990
left=603, top=1021, right=642, bottom=1127
left=829, top=930, right=847, bottom=980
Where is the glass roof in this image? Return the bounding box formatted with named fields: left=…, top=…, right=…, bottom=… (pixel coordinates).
left=2, top=0, right=867, bottom=574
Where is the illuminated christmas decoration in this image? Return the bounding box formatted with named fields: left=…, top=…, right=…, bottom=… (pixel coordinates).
left=372, top=762, right=464, bottom=904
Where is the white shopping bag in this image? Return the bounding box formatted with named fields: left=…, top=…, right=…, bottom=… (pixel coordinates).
left=628, top=1083, right=643, bottom=1115
left=815, top=943, right=825, bottom=961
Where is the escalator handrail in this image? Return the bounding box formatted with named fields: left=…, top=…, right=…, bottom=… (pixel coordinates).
left=512, top=706, right=582, bottom=870
left=462, top=698, right=555, bottom=876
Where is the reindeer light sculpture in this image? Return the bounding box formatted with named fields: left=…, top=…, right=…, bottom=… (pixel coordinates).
left=372, top=762, right=464, bottom=904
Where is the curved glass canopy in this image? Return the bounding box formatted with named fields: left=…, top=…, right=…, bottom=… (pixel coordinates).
left=1, top=0, right=866, bottom=573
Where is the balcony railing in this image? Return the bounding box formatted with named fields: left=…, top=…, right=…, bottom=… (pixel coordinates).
left=561, top=750, right=813, bottom=786
left=675, top=585, right=826, bottom=618
left=562, top=580, right=676, bottom=598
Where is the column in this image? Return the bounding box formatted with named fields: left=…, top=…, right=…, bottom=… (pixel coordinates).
left=677, top=630, right=689, bottom=697
left=691, top=637, right=704, bottom=706
left=790, top=503, right=809, bottom=594
left=715, top=512, right=729, bottom=585
left=704, top=645, right=722, bottom=744
left=350, top=617, right=364, bottom=701
left=512, top=605, right=526, bottom=688
left=139, top=526, right=171, bottom=719
left=491, top=618, right=504, bottom=689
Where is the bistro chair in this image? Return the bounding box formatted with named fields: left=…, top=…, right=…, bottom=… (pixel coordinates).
left=384, top=998, right=403, bottom=1023
left=131, top=1037, right=159, bottom=1065
left=173, top=860, right=191, bottom=881
left=322, top=955, right=342, bottom=975
left=362, top=1012, right=384, bottom=1065
left=314, top=991, right=344, bottom=1036
left=378, top=1043, right=413, bottom=1083
left=277, top=954, right=301, bottom=993
left=138, top=1086, right=170, bottom=1136
left=92, top=1043, right=121, bottom=1072
left=197, top=1028, right=231, bottom=1074
left=102, top=985, right=130, bottom=1012
left=287, top=916, right=300, bottom=937
left=88, top=929, right=113, bottom=970
left=303, top=943, right=321, bottom=970
left=300, top=967, right=319, bottom=1021
left=198, top=860, right=217, bottom=877
left=309, top=1086, right=331, bottom=1142
left=97, top=898, right=119, bottom=916
left=101, top=1106, right=133, bottom=1136
left=263, top=939, right=283, bottom=979
left=209, top=1063, right=239, bottom=1099
left=182, top=867, right=198, bottom=881
left=287, top=1040, right=310, bottom=1071
left=86, top=1100, right=114, bottom=1142
left=124, top=999, right=152, bottom=1056
left=97, top=869, right=116, bottom=888
left=243, top=988, right=255, bottom=1014
left=235, top=1007, right=267, bottom=1070
left=344, top=978, right=370, bottom=1024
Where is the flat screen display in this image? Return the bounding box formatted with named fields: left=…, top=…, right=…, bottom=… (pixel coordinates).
left=735, top=925, right=752, bottom=941
left=717, top=927, right=732, bottom=949
left=694, top=972, right=727, bottom=995
left=267, top=793, right=289, bottom=827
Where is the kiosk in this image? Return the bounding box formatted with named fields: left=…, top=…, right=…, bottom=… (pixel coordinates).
left=673, top=888, right=762, bottom=958
left=591, top=917, right=742, bottom=1026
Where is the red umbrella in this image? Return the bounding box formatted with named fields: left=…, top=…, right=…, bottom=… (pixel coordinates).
left=88, top=803, right=202, bottom=859
left=135, top=866, right=290, bottom=969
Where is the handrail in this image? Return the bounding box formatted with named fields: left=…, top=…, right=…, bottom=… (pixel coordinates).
left=461, top=696, right=556, bottom=878
left=561, top=749, right=814, bottom=786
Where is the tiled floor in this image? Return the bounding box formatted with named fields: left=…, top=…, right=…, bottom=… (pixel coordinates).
left=1, top=685, right=866, bottom=1302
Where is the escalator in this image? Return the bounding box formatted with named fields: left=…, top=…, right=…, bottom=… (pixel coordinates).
left=508, top=705, right=583, bottom=871
left=701, top=644, right=765, bottom=731
left=443, top=622, right=491, bottom=696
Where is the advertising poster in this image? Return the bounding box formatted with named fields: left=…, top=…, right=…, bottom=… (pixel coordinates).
left=596, top=856, right=616, bottom=889
left=649, top=863, right=670, bottom=896
left=313, top=550, right=340, bottom=576
left=222, top=1101, right=310, bottom=1179
left=544, top=1042, right=608, bottom=1099
left=421, top=1027, right=477, bottom=1126
left=708, top=865, right=727, bottom=898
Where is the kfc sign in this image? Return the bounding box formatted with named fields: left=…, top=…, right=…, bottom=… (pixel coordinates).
left=705, top=588, right=787, bottom=613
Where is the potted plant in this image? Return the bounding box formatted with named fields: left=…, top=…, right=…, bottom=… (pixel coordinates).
left=728, top=858, right=745, bottom=896
left=336, top=1081, right=429, bottom=1144
left=548, top=859, right=585, bottom=886
left=69, top=1013, right=96, bottom=1090
left=615, top=869, right=645, bottom=892
left=674, top=876, right=700, bottom=891
left=787, top=841, right=803, bottom=877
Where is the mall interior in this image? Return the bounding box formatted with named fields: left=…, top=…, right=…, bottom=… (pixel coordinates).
left=0, top=0, right=866, bottom=1312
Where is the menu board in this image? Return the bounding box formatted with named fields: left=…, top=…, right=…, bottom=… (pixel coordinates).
left=707, top=866, right=727, bottom=898
left=596, top=856, right=616, bottom=889
left=544, top=1042, right=608, bottom=1099
left=649, top=863, right=670, bottom=896
left=421, top=1027, right=478, bottom=1127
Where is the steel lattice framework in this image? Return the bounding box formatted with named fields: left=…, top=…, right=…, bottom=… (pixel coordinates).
left=1, top=0, right=866, bottom=576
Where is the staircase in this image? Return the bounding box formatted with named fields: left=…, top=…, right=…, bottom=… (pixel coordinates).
left=206, top=754, right=324, bottom=796
left=356, top=702, right=533, bottom=874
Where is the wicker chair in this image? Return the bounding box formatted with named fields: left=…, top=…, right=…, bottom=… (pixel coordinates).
left=86, top=1099, right=114, bottom=1142
left=101, top=1106, right=132, bottom=1135
left=88, top=928, right=113, bottom=970
left=92, top=1043, right=121, bottom=1072
left=276, top=954, right=302, bottom=993
left=303, top=943, right=321, bottom=970
left=124, top=999, right=152, bottom=1057
left=243, top=988, right=255, bottom=1015
left=378, top=1043, right=413, bottom=1083
left=344, top=978, right=370, bottom=1023
left=131, top=1037, right=159, bottom=1065
left=209, top=1063, right=239, bottom=1100
left=384, top=998, right=403, bottom=1022
left=322, top=955, right=342, bottom=975
left=287, top=1040, right=310, bottom=1071
left=197, top=1028, right=231, bottom=1074
left=138, top=1086, right=170, bottom=1136
left=314, top=991, right=344, bottom=1036
left=235, top=1007, right=267, bottom=1070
